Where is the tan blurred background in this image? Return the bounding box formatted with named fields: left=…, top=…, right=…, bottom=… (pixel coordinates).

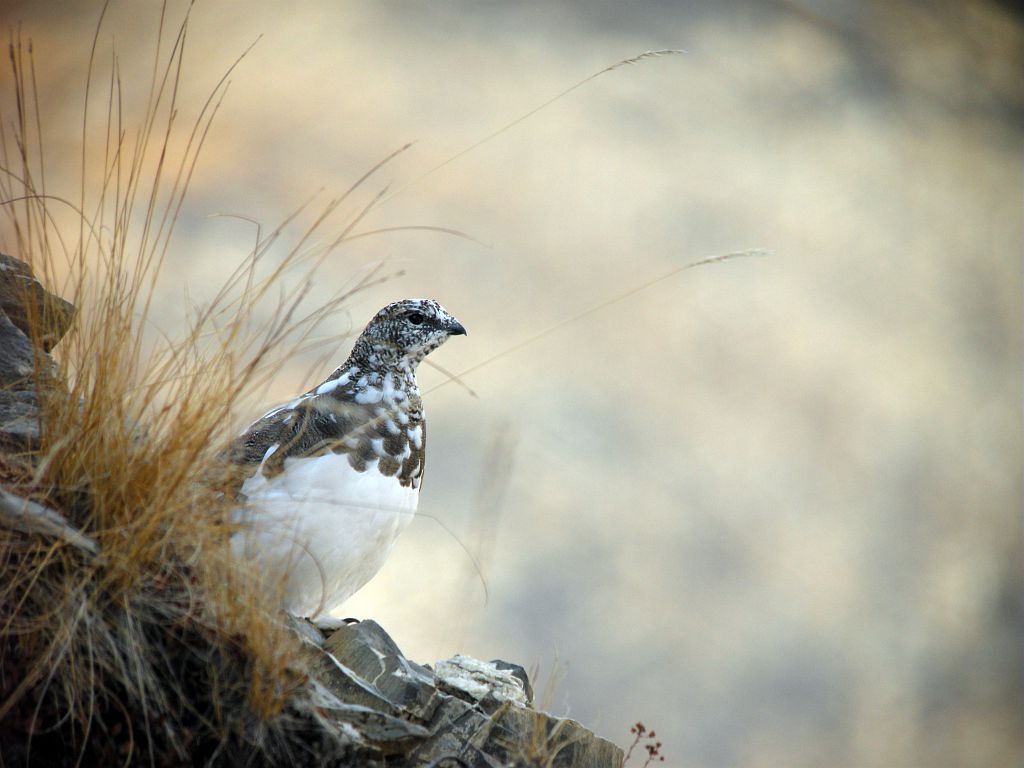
left=2, top=1, right=1021, bottom=766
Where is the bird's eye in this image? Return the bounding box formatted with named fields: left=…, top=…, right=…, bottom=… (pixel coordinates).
left=408, top=312, right=425, bottom=325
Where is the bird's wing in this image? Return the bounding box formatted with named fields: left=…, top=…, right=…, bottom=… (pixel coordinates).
left=225, top=394, right=383, bottom=485
left=223, top=366, right=427, bottom=498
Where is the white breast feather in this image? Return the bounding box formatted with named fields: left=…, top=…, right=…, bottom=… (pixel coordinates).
left=232, top=451, right=418, bottom=624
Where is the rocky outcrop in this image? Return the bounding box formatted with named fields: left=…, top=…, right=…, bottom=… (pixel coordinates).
left=0, top=254, right=75, bottom=351
left=0, top=254, right=73, bottom=451
left=0, top=254, right=624, bottom=767
left=305, top=620, right=622, bottom=767
left=0, top=312, right=40, bottom=449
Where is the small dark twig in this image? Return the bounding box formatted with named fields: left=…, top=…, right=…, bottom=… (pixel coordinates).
left=623, top=721, right=666, bottom=767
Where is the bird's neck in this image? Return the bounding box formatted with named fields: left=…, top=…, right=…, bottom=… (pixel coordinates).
left=333, top=352, right=421, bottom=412
left=349, top=338, right=422, bottom=376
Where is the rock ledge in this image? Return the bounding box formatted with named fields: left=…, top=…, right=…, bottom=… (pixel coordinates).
left=304, top=620, right=622, bottom=767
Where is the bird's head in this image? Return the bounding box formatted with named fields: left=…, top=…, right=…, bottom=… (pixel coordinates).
left=353, top=298, right=467, bottom=370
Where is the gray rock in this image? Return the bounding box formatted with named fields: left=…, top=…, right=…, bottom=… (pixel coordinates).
left=0, top=254, right=73, bottom=451
left=410, top=698, right=624, bottom=768
left=0, top=388, right=40, bottom=449
left=433, top=655, right=530, bottom=707
left=0, top=310, right=36, bottom=388
left=311, top=620, right=444, bottom=723
left=308, top=681, right=432, bottom=755
left=0, top=310, right=42, bottom=451
left=306, top=620, right=624, bottom=768
left=0, top=253, right=75, bottom=351
left=489, top=660, right=534, bottom=707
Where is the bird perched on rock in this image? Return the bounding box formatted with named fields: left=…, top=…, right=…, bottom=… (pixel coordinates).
left=228, top=298, right=466, bottom=628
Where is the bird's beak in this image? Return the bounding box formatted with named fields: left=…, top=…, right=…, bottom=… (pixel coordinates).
left=448, top=319, right=467, bottom=336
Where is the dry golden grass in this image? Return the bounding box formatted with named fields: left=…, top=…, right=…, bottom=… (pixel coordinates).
left=0, top=8, right=400, bottom=764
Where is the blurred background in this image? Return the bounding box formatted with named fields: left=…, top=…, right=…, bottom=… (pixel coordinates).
left=1, top=1, right=1021, bottom=766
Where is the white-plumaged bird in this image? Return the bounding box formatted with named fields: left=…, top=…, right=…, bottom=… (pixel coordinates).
left=228, top=299, right=466, bottom=627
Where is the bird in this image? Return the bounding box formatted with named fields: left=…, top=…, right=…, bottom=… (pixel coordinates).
left=227, top=298, right=466, bottom=628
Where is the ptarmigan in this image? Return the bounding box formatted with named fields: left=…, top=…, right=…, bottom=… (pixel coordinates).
left=228, top=299, right=466, bottom=628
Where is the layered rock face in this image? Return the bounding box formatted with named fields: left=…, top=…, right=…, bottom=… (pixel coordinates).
left=0, top=254, right=73, bottom=450
left=303, top=619, right=623, bottom=767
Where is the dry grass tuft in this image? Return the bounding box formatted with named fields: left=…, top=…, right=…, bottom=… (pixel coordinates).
left=0, top=8, right=396, bottom=765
